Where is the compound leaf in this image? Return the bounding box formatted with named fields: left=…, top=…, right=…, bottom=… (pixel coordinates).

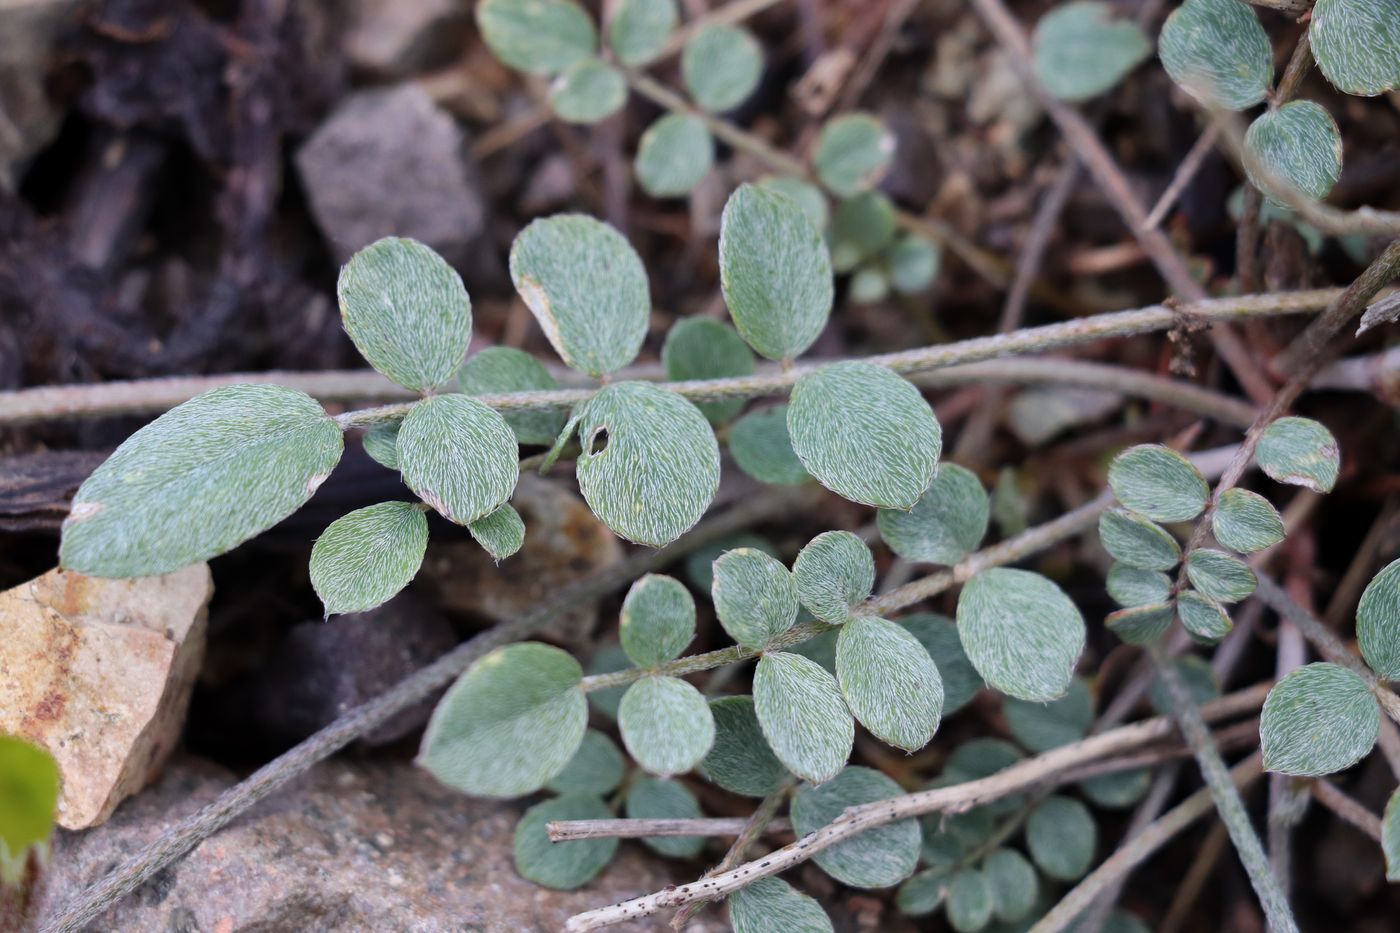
left=1257, top=416, right=1340, bottom=493
left=753, top=652, right=854, bottom=784
left=713, top=547, right=799, bottom=649
left=793, top=530, right=875, bottom=624
left=791, top=767, right=921, bottom=888
left=837, top=616, right=944, bottom=751
left=812, top=112, right=896, bottom=198
left=619, top=675, right=715, bottom=776
left=877, top=463, right=989, bottom=565
left=1261, top=662, right=1379, bottom=776
left=1107, top=444, right=1208, bottom=522
left=398, top=394, right=518, bottom=525
left=309, top=502, right=428, bottom=616
left=1158, top=0, right=1272, bottom=110
left=620, top=573, right=696, bottom=666
left=957, top=568, right=1085, bottom=702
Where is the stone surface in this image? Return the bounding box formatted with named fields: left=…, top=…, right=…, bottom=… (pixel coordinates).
left=420, top=475, right=625, bottom=650
left=343, top=0, right=470, bottom=77
left=295, top=83, right=485, bottom=265
left=0, top=0, right=81, bottom=189
left=0, top=564, right=212, bottom=829
left=33, top=755, right=727, bottom=932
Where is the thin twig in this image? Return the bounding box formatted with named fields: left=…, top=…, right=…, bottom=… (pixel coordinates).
left=1310, top=779, right=1383, bottom=842
left=1159, top=821, right=1230, bottom=933
left=547, top=816, right=793, bottom=842
left=1144, top=122, right=1221, bottom=231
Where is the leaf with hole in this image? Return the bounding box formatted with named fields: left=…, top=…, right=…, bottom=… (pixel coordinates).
left=620, top=573, right=696, bottom=667
left=60, top=385, right=344, bottom=578
left=607, top=0, right=678, bottom=67
left=397, top=395, right=518, bottom=525
left=1032, top=1, right=1151, bottom=101
left=513, top=794, right=616, bottom=889
left=661, top=317, right=754, bottom=424
left=635, top=113, right=715, bottom=198
left=1212, top=488, right=1285, bottom=554
left=618, top=675, right=715, bottom=776
left=626, top=776, right=705, bottom=858
left=1256, top=416, right=1340, bottom=493
left=730, top=405, right=810, bottom=486
left=546, top=729, right=626, bottom=796
left=309, top=502, right=428, bottom=616
left=813, top=113, right=896, bottom=198
left=901, top=613, right=983, bottom=714
left=789, top=362, right=941, bottom=509
left=1107, top=444, right=1208, bottom=522
left=701, top=695, right=789, bottom=797
left=793, top=530, right=875, bottom=624
left=957, top=568, right=1086, bottom=702
left=1309, top=0, right=1400, bottom=97
left=878, top=463, right=989, bottom=565
left=1245, top=101, right=1343, bottom=206
left=1003, top=676, right=1093, bottom=753
left=573, top=382, right=721, bottom=547
left=837, top=616, right=944, bottom=751
left=477, top=0, right=597, bottom=75
left=362, top=421, right=400, bottom=470
left=1098, top=509, right=1181, bottom=571
left=1358, top=559, right=1400, bottom=680
left=681, top=23, right=762, bottom=111
left=730, top=876, right=834, bottom=933
left=792, top=767, right=921, bottom=888
left=419, top=642, right=587, bottom=797
left=1261, top=662, right=1379, bottom=776
left=719, top=183, right=834, bottom=362
left=1185, top=549, right=1256, bottom=603
left=1105, top=602, right=1174, bottom=645
left=1177, top=590, right=1233, bottom=645
left=713, top=547, right=799, bottom=649
left=510, top=214, right=650, bottom=377
left=1157, top=0, right=1273, bottom=110
left=1027, top=795, right=1096, bottom=881
left=1106, top=563, right=1173, bottom=607
left=753, top=652, right=854, bottom=784
left=458, top=347, right=567, bottom=447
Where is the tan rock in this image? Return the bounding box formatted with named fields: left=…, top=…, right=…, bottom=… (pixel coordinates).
left=0, top=564, right=212, bottom=829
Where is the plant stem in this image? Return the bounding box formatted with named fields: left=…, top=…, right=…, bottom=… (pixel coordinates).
left=1310, top=779, right=1383, bottom=842
left=1147, top=647, right=1298, bottom=933
left=563, top=685, right=1272, bottom=931
left=37, top=489, right=811, bottom=933
left=546, top=816, right=792, bottom=842
left=1145, top=121, right=1221, bottom=231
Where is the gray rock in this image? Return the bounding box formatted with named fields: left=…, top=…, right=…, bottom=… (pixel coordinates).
left=343, top=0, right=470, bottom=77
left=34, top=755, right=728, bottom=931
left=295, top=83, right=484, bottom=265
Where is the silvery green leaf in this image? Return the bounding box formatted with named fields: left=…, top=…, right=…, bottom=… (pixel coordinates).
left=458, top=346, right=567, bottom=447
left=397, top=395, right=518, bottom=525
left=792, top=767, right=921, bottom=888
left=940, top=807, right=998, bottom=852
left=836, top=616, right=944, bottom=751
left=1003, top=676, right=1093, bottom=753
left=833, top=191, right=897, bottom=258
left=1245, top=101, right=1344, bottom=205
left=719, top=183, right=834, bottom=362
left=418, top=642, right=586, bottom=797
left=1185, top=548, right=1257, bottom=603
left=901, top=613, right=983, bottom=714
left=812, top=112, right=896, bottom=198
left=753, top=652, right=854, bottom=784
left=730, top=877, right=834, bottom=933
left=546, top=729, right=626, bottom=795
left=1309, top=0, right=1400, bottom=97
left=789, top=362, right=941, bottom=509
left=713, top=547, right=799, bottom=649
left=635, top=114, right=715, bottom=198
left=477, top=0, right=597, bottom=75
left=618, top=675, right=715, bottom=776
left=944, top=738, right=1026, bottom=818
left=957, top=568, right=1085, bottom=702
left=1157, top=0, right=1272, bottom=110
left=947, top=868, right=994, bottom=933
left=510, top=214, right=650, bottom=377
left=467, top=503, right=525, bottom=562
left=607, top=0, right=677, bottom=67
left=984, top=848, right=1038, bottom=923
left=1212, top=488, right=1285, bottom=553
left=1177, top=590, right=1233, bottom=645
left=1097, top=509, right=1181, bottom=571
left=757, top=175, right=830, bottom=229
left=1006, top=387, right=1121, bottom=448
left=586, top=644, right=629, bottom=720
left=549, top=57, right=626, bottom=123
left=620, top=573, right=696, bottom=666
left=336, top=237, right=471, bottom=392
left=791, top=626, right=839, bottom=672
left=1383, top=786, right=1400, bottom=881
left=992, top=467, right=1029, bottom=537
left=681, top=23, right=763, bottom=111
left=1261, top=662, right=1379, bottom=776
left=896, top=868, right=948, bottom=916
left=1148, top=655, right=1219, bottom=716
left=847, top=268, right=889, bottom=307
left=1026, top=795, right=1096, bottom=881
left=626, top=775, right=704, bottom=858
left=574, top=382, right=720, bottom=547
left=309, top=502, right=428, bottom=616
left=793, top=530, right=875, bottom=624
left=700, top=695, right=789, bottom=796
left=1105, top=602, right=1174, bottom=645
left=878, top=463, right=989, bottom=565
left=1079, top=768, right=1151, bottom=809
left=60, top=385, right=343, bottom=578
left=1032, top=1, right=1150, bottom=102
left=1358, top=559, right=1400, bottom=679
left=888, top=235, right=941, bottom=294
left=1106, top=563, right=1173, bottom=607
left=661, top=317, right=755, bottom=424
left=513, top=794, right=616, bottom=889
left=684, top=533, right=778, bottom=591
left=1256, top=416, right=1340, bottom=493
left=730, top=405, right=811, bottom=486
left=362, top=421, right=400, bottom=470
left=1107, top=444, right=1209, bottom=522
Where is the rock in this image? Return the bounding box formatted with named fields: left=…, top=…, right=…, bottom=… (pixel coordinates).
left=0, top=0, right=81, bottom=189
left=0, top=564, right=212, bottom=829
left=33, top=754, right=727, bottom=932
left=295, top=83, right=485, bottom=265
left=420, top=475, right=625, bottom=650
left=343, top=0, right=470, bottom=77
